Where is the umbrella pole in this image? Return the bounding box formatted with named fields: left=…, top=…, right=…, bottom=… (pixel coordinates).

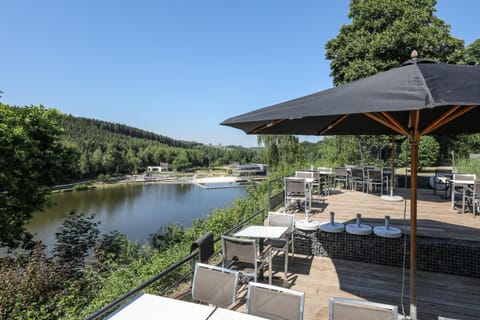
left=409, top=138, right=419, bottom=320
left=391, top=135, right=395, bottom=196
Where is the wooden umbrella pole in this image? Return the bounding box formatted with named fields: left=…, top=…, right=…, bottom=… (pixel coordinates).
left=390, top=135, right=395, bottom=196
left=408, top=109, right=420, bottom=319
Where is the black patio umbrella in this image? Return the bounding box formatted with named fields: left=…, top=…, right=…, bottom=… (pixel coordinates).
left=222, top=58, right=480, bottom=319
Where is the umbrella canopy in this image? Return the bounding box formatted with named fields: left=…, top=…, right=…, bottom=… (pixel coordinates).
left=222, top=59, right=480, bottom=136
left=221, top=59, right=480, bottom=320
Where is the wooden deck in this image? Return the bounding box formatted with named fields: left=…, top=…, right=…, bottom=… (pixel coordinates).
left=249, top=187, right=480, bottom=319
left=296, top=187, right=480, bottom=241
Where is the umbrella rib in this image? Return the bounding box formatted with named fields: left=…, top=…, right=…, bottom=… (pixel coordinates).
left=364, top=112, right=407, bottom=135
left=421, top=105, right=476, bottom=135
left=380, top=112, right=409, bottom=135
left=317, top=114, right=349, bottom=135
left=249, top=119, right=286, bottom=134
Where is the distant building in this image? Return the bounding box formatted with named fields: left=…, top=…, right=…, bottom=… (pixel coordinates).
left=231, top=164, right=267, bottom=176
left=147, top=163, right=173, bottom=172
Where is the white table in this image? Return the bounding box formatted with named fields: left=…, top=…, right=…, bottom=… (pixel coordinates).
left=448, top=179, right=475, bottom=212
left=233, top=225, right=288, bottom=284
left=106, top=293, right=215, bottom=319
left=106, top=293, right=270, bottom=320
left=207, top=307, right=269, bottom=320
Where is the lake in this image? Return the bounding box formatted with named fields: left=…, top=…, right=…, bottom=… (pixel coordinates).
left=27, top=183, right=246, bottom=249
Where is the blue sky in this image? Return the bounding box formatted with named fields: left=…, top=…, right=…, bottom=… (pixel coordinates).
left=1, top=1, right=478, bottom=147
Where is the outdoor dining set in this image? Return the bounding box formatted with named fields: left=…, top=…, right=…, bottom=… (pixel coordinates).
left=432, top=169, right=480, bottom=215
left=105, top=211, right=400, bottom=320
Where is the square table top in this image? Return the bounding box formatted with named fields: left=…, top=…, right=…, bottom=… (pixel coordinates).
left=233, top=225, right=288, bottom=239
left=207, top=307, right=269, bottom=320
left=106, top=293, right=215, bottom=320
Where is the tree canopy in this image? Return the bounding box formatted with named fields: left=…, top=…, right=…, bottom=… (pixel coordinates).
left=325, top=0, right=465, bottom=86
left=0, top=104, right=78, bottom=248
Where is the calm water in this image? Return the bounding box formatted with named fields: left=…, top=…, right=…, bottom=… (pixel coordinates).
left=27, top=183, right=246, bottom=249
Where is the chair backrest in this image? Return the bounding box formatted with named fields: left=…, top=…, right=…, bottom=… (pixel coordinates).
left=267, top=212, right=295, bottom=232
left=368, top=169, right=382, bottom=181
left=334, top=167, right=348, bottom=177
left=350, top=168, right=364, bottom=180
left=363, top=166, right=375, bottom=175
left=190, top=232, right=214, bottom=263
left=295, top=171, right=314, bottom=179
left=317, top=167, right=332, bottom=173
left=329, top=297, right=398, bottom=320
left=221, top=235, right=256, bottom=269
left=472, top=180, right=480, bottom=196
left=285, top=178, right=307, bottom=195
left=247, top=282, right=305, bottom=320
left=453, top=173, right=476, bottom=181
left=192, top=263, right=239, bottom=308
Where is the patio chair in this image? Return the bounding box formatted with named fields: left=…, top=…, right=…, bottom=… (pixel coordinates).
left=366, top=169, right=387, bottom=194
left=264, top=212, right=295, bottom=278
left=329, top=297, right=398, bottom=320
left=221, top=235, right=269, bottom=283
left=465, top=180, right=480, bottom=216
left=452, top=173, right=476, bottom=211
left=192, top=263, right=239, bottom=308
left=247, top=282, right=305, bottom=320
left=350, top=168, right=365, bottom=192
left=318, top=167, right=333, bottom=195
left=296, top=170, right=321, bottom=195
left=284, top=178, right=310, bottom=213
left=334, top=167, right=350, bottom=190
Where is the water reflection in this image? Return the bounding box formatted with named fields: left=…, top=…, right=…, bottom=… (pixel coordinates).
left=27, top=183, right=246, bottom=249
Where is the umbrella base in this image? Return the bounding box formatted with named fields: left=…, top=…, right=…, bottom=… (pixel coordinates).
left=381, top=195, right=404, bottom=202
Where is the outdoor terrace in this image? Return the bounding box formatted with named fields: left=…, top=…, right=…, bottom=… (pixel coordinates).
left=236, top=187, right=480, bottom=319
left=90, top=186, right=480, bottom=320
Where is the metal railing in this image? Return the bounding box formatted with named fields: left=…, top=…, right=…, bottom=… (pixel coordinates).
left=86, top=208, right=266, bottom=320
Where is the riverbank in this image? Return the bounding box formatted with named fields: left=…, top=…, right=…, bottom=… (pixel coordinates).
left=50, top=170, right=263, bottom=193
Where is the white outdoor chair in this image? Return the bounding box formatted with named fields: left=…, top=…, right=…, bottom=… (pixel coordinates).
left=334, top=167, right=350, bottom=190
left=465, top=180, right=480, bottom=216
left=264, top=212, right=295, bottom=279
left=247, top=282, right=305, bottom=320
left=192, top=262, right=239, bottom=308
left=284, top=178, right=310, bottom=213
left=329, top=297, right=398, bottom=320
left=451, top=173, right=476, bottom=212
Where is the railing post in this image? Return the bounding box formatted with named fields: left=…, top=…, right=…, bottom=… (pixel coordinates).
left=267, top=179, right=272, bottom=213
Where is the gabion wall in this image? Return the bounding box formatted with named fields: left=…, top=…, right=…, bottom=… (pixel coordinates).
left=294, top=229, right=480, bottom=278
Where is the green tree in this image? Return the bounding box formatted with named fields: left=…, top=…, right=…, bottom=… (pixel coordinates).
left=399, top=135, right=440, bottom=169
left=0, top=104, right=78, bottom=248
left=326, top=0, right=464, bottom=86
left=172, top=149, right=191, bottom=171
left=257, top=135, right=301, bottom=171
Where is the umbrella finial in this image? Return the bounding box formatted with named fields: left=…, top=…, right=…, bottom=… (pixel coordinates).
left=411, top=50, right=418, bottom=60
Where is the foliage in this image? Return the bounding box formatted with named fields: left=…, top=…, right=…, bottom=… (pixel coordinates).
left=312, top=135, right=391, bottom=167
left=257, top=135, right=304, bottom=171
left=0, top=104, right=79, bottom=248
left=325, top=0, right=464, bottom=86
left=457, top=159, right=480, bottom=178
left=398, top=135, right=440, bottom=169
left=0, top=245, right=65, bottom=319
left=58, top=114, right=261, bottom=178
left=53, top=213, right=101, bottom=279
